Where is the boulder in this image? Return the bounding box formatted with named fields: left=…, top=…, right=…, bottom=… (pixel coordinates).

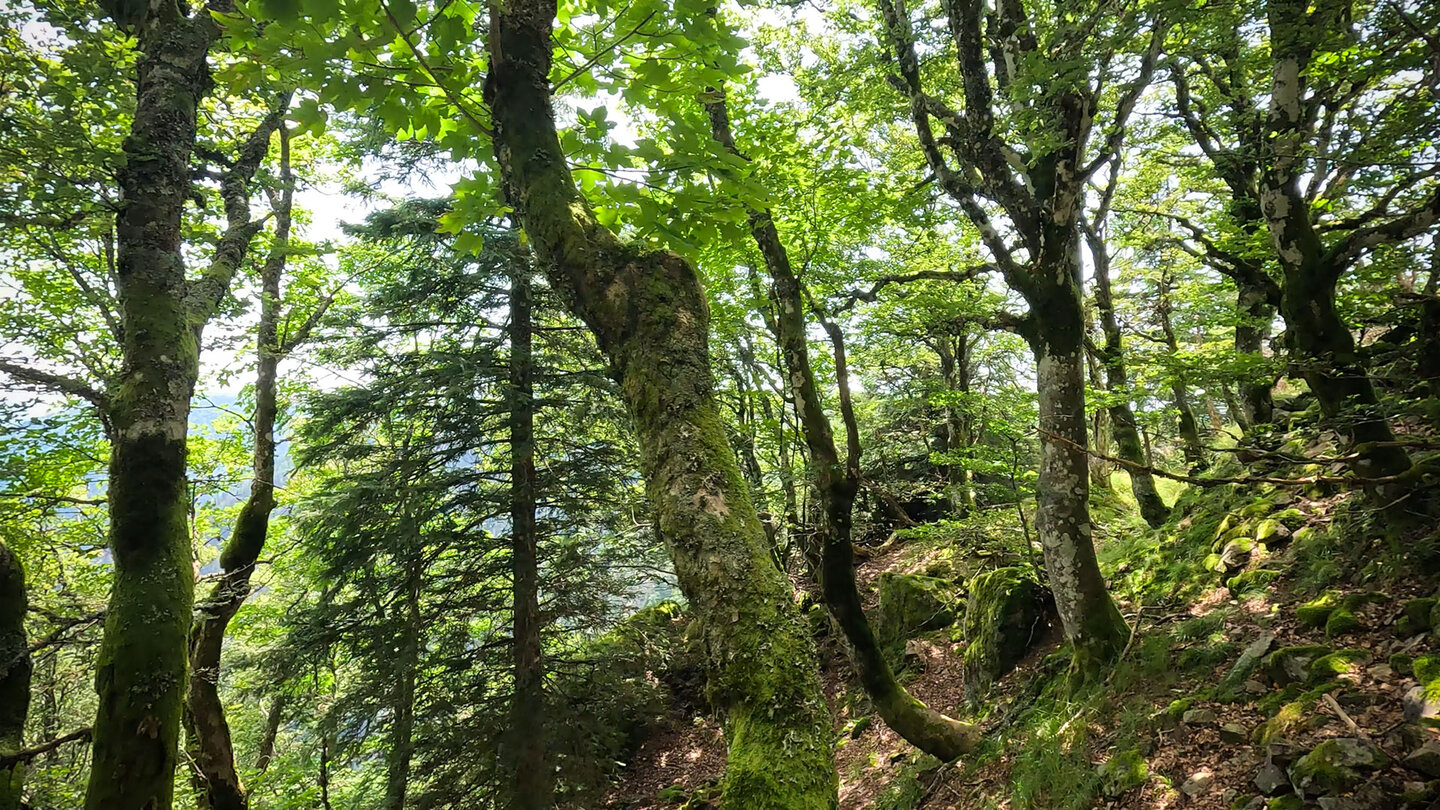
left=1180, top=768, right=1214, bottom=797
left=1253, top=762, right=1289, bottom=796
left=1264, top=645, right=1333, bottom=686
left=1219, top=723, right=1248, bottom=744
left=1182, top=707, right=1217, bottom=726
left=959, top=567, right=1052, bottom=698
left=875, top=573, right=959, bottom=656
left=1288, top=738, right=1389, bottom=797
left=1222, top=632, right=1275, bottom=691
left=1403, top=683, right=1440, bottom=725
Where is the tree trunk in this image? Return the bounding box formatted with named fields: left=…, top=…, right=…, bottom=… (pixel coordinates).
left=253, top=695, right=285, bottom=773
left=86, top=11, right=213, bottom=807
left=383, top=565, right=421, bottom=810
left=1084, top=321, right=1113, bottom=490
left=1, top=541, right=30, bottom=810
left=705, top=89, right=977, bottom=759
left=184, top=123, right=292, bottom=810
left=484, top=5, right=836, bottom=806
left=936, top=334, right=977, bottom=514
left=1087, top=231, right=1169, bottom=527
left=1234, top=277, right=1276, bottom=427
left=508, top=263, right=551, bottom=810
left=1155, top=275, right=1206, bottom=468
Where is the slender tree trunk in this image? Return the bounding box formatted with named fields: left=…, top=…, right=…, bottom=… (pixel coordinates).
left=508, top=264, right=550, bottom=809
left=1, top=541, right=30, bottom=810
left=1234, top=277, right=1276, bottom=426
left=185, top=122, right=293, bottom=810
left=1084, top=320, right=1113, bottom=490
left=383, top=565, right=421, bottom=810
left=1156, top=275, right=1205, bottom=467
left=484, top=5, right=835, bottom=806
left=253, top=695, right=285, bottom=773
left=1086, top=231, right=1169, bottom=527
left=936, top=335, right=977, bottom=514
left=705, top=88, right=978, bottom=761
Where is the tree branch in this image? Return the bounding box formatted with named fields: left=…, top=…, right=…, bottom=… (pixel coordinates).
left=0, top=360, right=109, bottom=410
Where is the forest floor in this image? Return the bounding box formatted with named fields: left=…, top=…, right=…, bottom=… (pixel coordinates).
left=603, top=459, right=1440, bottom=810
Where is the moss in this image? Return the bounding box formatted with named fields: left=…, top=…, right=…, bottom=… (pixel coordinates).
left=1397, top=597, right=1437, bottom=636
left=1096, top=750, right=1149, bottom=797
left=960, top=567, right=1052, bottom=699
left=1392, top=653, right=1416, bottom=676
left=1227, top=569, right=1280, bottom=595
left=1414, top=654, right=1440, bottom=685
left=1267, top=797, right=1304, bottom=810
left=1263, top=645, right=1333, bottom=685
left=1306, top=648, right=1370, bottom=684
left=1296, top=591, right=1341, bottom=628
left=1253, top=683, right=1340, bottom=745
left=1324, top=607, right=1361, bottom=636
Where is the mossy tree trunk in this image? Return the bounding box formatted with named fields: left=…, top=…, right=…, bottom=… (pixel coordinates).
left=1156, top=273, right=1206, bottom=468
left=86, top=3, right=279, bottom=805
left=1084, top=225, right=1169, bottom=528
left=935, top=333, right=977, bottom=514
left=878, top=0, right=1136, bottom=667
left=507, top=262, right=551, bottom=809
left=483, top=4, right=836, bottom=806
left=184, top=115, right=293, bottom=810
left=1260, top=0, right=1416, bottom=487
left=0, top=541, right=30, bottom=810
left=704, top=90, right=980, bottom=762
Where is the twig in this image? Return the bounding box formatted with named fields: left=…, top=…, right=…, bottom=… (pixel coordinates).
left=0, top=728, right=91, bottom=767
left=1321, top=692, right=1363, bottom=736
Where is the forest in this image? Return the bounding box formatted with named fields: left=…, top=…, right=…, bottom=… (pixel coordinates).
left=0, top=0, right=1439, bottom=807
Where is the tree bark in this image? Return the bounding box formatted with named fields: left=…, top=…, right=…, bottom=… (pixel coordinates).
left=508, top=262, right=551, bottom=809
left=184, top=118, right=292, bottom=810
left=0, top=541, right=30, bottom=810
left=85, top=4, right=273, bottom=805
left=936, top=334, right=977, bottom=514
left=484, top=4, right=836, bottom=806
left=252, top=695, right=285, bottom=773
left=383, top=564, right=421, bottom=810
left=1234, top=277, right=1276, bottom=427
left=1086, top=229, right=1169, bottom=527
left=1156, top=277, right=1206, bottom=468
left=703, top=90, right=980, bottom=761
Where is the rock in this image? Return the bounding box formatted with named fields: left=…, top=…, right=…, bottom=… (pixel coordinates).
left=875, top=573, right=959, bottom=667
left=847, top=716, right=873, bottom=739
left=1267, top=797, right=1304, bottom=810
left=1180, top=768, right=1214, bottom=797
left=1288, top=738, right=1390, bottom=796
left=1403, top=741, right=1440, bottom=778
left=1223, top=631, right=1277, bottom=689
left=1253, top=762, right=1290, bottom=796
left=1264, top=645, right=1332, bottom=686
left=1326, top=607, right=1361, bottom=637
left=1367, top=663, right=1394, bottom=680
left=1403, top=683, right=1440, bottom=724
left=959, top=567, right=1052, bottom=698
left=1266, top=739, right=1304, bottom=767
left=1182, top=707, right=1217, bottom=726
left=1397, top=597, right=1437, bottom=637
left=1244, top=679, right=1268, bottom=695
left=1242, top=798, right=1265, bottom=810
left=1297, top=591, right=1342, bottom=629
left=1096, top=750, right=1148, bottom=798
left=1307, top=649, right=1371, bottom=685
left=1219, top=722, right=1248, bottom=744
left=1255, top=518, right=1292, bottom=545
left=1216, top=538, right=1254, bottom=575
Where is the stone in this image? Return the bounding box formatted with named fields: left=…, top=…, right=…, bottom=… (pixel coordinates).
left=1404, top=683, right=1440, bottom=724
left=1182, top=707, right=1218, bottom=726
left=1180, top=768, right=1214, bottom=797
left=1297, top=592, right=1342, bottom=629
left=1367, top=663, right=1394, bottom=680
left=959, top=567, right=1052, bottom=697
left=1264, top=645, right=1332, bottom=686
left=1244, top=679, right=1268, bottom=695
left=1288, top=738, right=1390, bottom=796
left=1096, top=750, right=1148, bottom=798
left=1266, top=739, right=1304, bottom=767
left=1307, top=649, right=1371, bottom=685
left=1402, top=741, right=1440, bottom=778
left=1219, top=722, right=1248, bottom=744
left=1397, top=598, right=1437, bottom=637
left=875, top=573, right=959, bottom=645
left=1216, top=539, right=1254, bottom=575
left=1223, top=632, right=1276, bottom=689
left=1253, top=762, right=1290, bottom=796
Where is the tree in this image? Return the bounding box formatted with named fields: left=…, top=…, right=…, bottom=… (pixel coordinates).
left=876, top=0, right=1157, bottom=665
left=484, top=3, right=837, bottom=805
left=0, top=540, right=28, bottom=810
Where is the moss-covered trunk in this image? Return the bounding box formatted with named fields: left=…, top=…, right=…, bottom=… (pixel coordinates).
left=508, top=264, right=551, bottom=809
left=1157, top=280, right=1206, bottom=468
left=1087, top=230, right=1168, bottom=527
left=484, top=4, right=836, bottom=806
left=1, top=541, right=30, bottom=810
left=936, top=334, right=977, bottom=514
left=1234, top=276, right=1277, bottom=427
left=86, top=11, right=213, bottom=807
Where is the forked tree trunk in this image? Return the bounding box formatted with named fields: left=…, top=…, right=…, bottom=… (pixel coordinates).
left=484, top=4, right=836, bottom=806
left=704, top=89, right=979, bottom=761
left=508, top=264, right=551, bottom=809
left=0, top=541, right=29, bottom=810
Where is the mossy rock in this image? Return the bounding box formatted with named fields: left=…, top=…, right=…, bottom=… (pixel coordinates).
left=1241, top=499, right=1274, bottom=518
left=1396, top=597, right=1437, bottom=637
left=959, top=567, right=1052, bottom=699
left=876, top=573, right=959, bottom=652
left=1264, top=645, right=1333, bottom=686
left=1227, top=569, right=1281, bottom=596
left=1287, top=738, right=1389, bottom=797
left=1415, top=655, right=1440, bottom=685
left=1255, top=518, right=1292, bottom=546
left=1097, top=750, right=1149, bottom=797
left=1266, top=797, right=1303, bottom=810
left=1296, top=591, right=1342, bottom=629
left=1325, top=607, right=1361, bottom=637
left=1273, top=508, right=1306, bottom=529
left=869, top=755, right=942, bottom=810
left=1392, top=653, right=1416, bottom=677
left=1306, top=649, right=1370, bottom=685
